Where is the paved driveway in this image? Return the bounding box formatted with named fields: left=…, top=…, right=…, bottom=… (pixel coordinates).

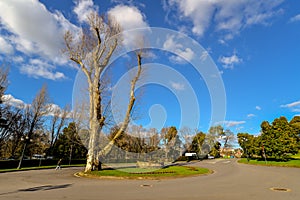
left=0, top=159, right=299, bottom=200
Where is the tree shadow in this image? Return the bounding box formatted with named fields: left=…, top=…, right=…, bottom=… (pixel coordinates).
left=17, top=184, right=72, bottom=192
left=0, top=184, right=72, bottom=196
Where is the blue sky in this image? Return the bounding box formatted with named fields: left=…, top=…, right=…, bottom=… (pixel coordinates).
left=0, top=0, right=300, bottom=136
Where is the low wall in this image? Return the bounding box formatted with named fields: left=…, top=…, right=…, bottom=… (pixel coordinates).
left=136, top=161, right=164, bottom=168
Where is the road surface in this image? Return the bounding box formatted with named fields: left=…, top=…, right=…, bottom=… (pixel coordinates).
left=0, top=159, right=299, bottom=200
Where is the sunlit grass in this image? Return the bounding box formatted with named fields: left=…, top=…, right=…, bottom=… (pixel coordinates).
left=86, top=165, right=210, bottom=179
left=238, top=158, right=300, bottom=168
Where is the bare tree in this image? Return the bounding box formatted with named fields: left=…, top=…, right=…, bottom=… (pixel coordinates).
left=179, top=126, right=196, bottom=152
left=26, top=85, right=51, bottom=138
left=17, top=85, right=50, bottom=169
left=1, top=106, right=28, bottom=158
left=206, top=125, right=224, bottom=148
left=47, top=105, right=70, bottom=156
left=64, top=12, right=144, bottom=172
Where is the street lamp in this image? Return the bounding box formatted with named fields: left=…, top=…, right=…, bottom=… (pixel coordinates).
left=17, top=136, right=33, bottom=169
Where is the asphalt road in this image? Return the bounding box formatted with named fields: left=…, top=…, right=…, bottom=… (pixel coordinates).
left=0, top=159, right=299, bottom=200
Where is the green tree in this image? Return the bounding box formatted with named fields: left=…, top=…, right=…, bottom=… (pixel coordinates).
left=53, top=122, right=87, bottom=161
left=260, top=116, right=299, bottom=160
left=237, top=133, right=259, bottom=159
left=209, top=141, right=221, bottom=158
left=290, top=116, right=300, bottom=139
left=190, top=131, right=206, bottom=153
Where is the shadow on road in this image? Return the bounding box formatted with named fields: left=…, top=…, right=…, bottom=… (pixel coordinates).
left=18, top=184, right=72, bottom=192
left=0, top=184, right=72, bottom=196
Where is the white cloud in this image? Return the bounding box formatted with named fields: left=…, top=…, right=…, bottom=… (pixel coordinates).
left=289, top=14, right=300, bottom=23
left=108, top=5, right=149, bottom=48
left=163, top=34, right=195, bottom=63
left=200, top=50, right=209, bottom=61
left=247, top=114, right=256, bottom=118
left=281, top=100, right=300, bottom=108
left=219, top=53, right=242, bottom=69
left=12, top=56, right=24, bottom=63
left=256, top=106, right=262, bottom=110
left=73, top=0, right=98, bottom=23
left=166, top=0, right=284, bottom=39
left=108, top=5, right=148, bottom=30
left=20, top=59, right=66, bottom=80
left=281, top=100, right=300, bottom=112
left=0, top=36, right=14, bottom=54
left=0, top=0, right=78, bottom=64
left=170, top=81, right=185, bottom=91
left=1, top=94, right=25, bottom=108
left=168, top=0, right=215, bottom=36
left=217, top=120, right=246, bottom=127
left=46, top=103, right=71, bottom=117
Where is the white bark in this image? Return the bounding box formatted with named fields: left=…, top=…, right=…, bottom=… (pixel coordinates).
left=65, top=12, right=143, bottom=172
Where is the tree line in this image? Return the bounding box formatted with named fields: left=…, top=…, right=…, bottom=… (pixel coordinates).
left=0, top=68, right=86, bottom=163
left=238, top=116, right=300, bottom=161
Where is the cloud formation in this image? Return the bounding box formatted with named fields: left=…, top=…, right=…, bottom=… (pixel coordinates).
left=281, top=100, right=300, bottom=112
left=20, top=59, right=66, bottom=80
left=247, top=114, right=256, bottom=118
left=0, top=0, right=81, bottom=80
left=73, top=0, right=98, bottom=23
left=0, top=0, right=77, bottom=63
left=170, top=81, right=185, bottom=91
left=166, top=0, right=284, bottom=39
left=108, top=5, right=149, bottom=47
left=281, top=100, right=300, bottom=108
left=1, top=94, right=26, bottom=108
left=219, top=53, right=242, bottom=69
left=289, top=14, right=300, bottom=23
left=0, top=36, right=14, bottom=54
left=163, top=34, right=195, bottom=63
left=217, top=120, right=246, bottom=127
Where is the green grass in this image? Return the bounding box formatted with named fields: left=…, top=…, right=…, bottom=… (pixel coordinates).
left=238, top=158, right=300, bottom=168
left=0, top=164, right=85, bottom=173
left=82, top=165, right=210, bottom=179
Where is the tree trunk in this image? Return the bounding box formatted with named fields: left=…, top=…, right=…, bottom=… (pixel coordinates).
left=85, top=118, right=100, bottom=172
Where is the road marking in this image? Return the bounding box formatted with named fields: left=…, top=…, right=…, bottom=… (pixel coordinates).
left=223, top=161, right=231, bottom=164
left=207, top=161, right=217, bottom=164
left=74, top=172, right=81, bottom=178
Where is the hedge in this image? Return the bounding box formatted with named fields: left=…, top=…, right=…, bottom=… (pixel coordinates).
left=0, top=159, right=86, bottom=169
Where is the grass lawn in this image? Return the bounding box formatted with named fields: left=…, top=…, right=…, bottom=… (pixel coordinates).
left=81, top=165, right=211, bottom=179
left=238, top=158, right=300, bottom=168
